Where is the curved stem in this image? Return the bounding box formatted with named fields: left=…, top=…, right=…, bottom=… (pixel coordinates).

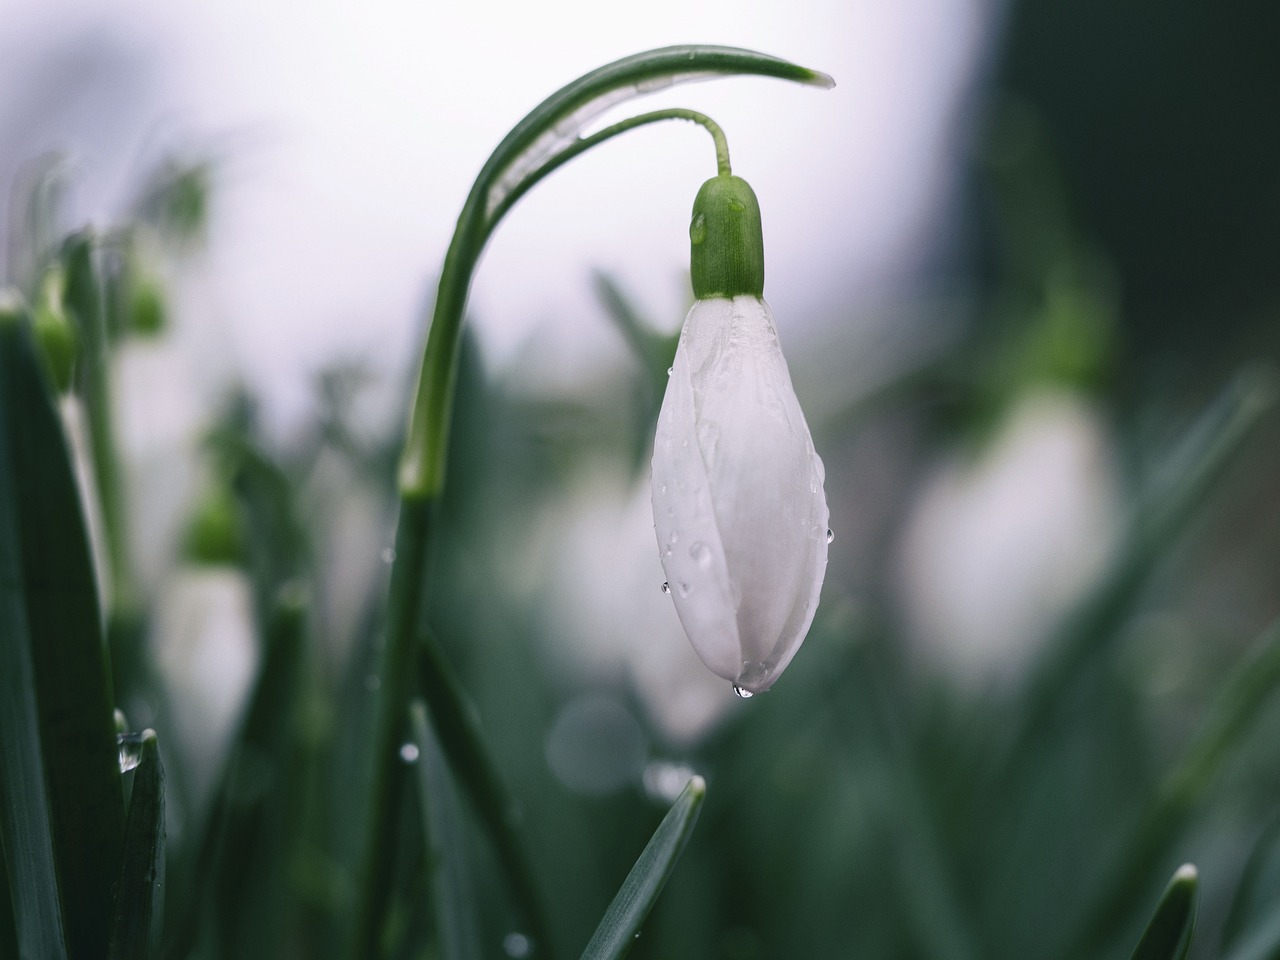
left=399, top=44, right=832, bottom=501
left=486, top=108, right=731, bottom=232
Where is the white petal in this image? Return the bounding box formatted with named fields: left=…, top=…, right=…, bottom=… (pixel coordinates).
left=651, top=296, right=828, bottom=693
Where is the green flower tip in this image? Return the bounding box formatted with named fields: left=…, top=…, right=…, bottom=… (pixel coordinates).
left=690, top=174, right=765, bottom=300
left=686, top=775, right=707, bottom=800
left=802, top=68, right=836, bottom=90
left=1172, top=863, right=1198, bottom=885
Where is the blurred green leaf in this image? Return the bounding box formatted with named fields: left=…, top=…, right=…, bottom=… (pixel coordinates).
left=163, top=591, right=306, bottom=960
left=409, top=700, right=481, bottom=960
left=1223, top=816, right=1280, bottom=954
left=1013, top=365, right=1278, bottom=757
left=581, top=776, right=706, bottom=960
left=415, top=635, right=550, bottom=956
left=0, top=295, right=124, bottom=960
left=1064, top=616, right=1280, bottom=958
left=1128, top=864, right=1197, bottom=960
left=108, top=731, right=166, bottom=960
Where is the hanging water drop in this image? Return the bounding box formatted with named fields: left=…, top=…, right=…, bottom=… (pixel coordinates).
left=117, top=732, right=147, bottom=773
left=732, top=684, right=754, bottom=699
left=661, top=581, right=671, bottom=594
left=667, top=366, right=674, bottom=377
left=826, top=528, right=834, bottom=544
left=690, top=541, right=713, bottom=570
left=399, top=742, right=420, bottom=763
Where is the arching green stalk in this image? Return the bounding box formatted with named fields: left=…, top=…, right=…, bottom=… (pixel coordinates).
left=355, top=45, right=832, bottom=960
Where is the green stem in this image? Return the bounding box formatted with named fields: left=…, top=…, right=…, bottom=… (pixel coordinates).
left=488, top=108, right=731, bottom=230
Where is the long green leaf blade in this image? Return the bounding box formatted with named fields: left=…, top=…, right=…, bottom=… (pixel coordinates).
left=581, top=775, right=707, bottom=960
left=0, top=291, right=124, bottom=959
left=415, top=636, right=550, bottom=956
left=409, top=700, right=481, bottom=960
left=0, top=293, right=69, bottom=960
left=1129, top=864, right=1198, bottom=960
left=107, top=731, right=165, bottom=960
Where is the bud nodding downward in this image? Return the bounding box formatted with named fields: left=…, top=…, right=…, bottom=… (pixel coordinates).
left=689, top=175, right=764, bottom=300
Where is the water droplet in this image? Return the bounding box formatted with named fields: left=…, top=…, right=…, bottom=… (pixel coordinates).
left=381, top=546, right=396, bottom=564
left=669, top=529, right=679, bottom=544
left=661, top=581, right=671, bottom=594
left=676, top=581, right=691, bottom=598
left=399, top=743, right=420, bottom=763
left=117, top=733, right=146, bottom=773
left=732, top=684, right=754, bottom=699
left=826, top=528, right=834, bottom=544
left=666, top=366, right=674, bottom=377
left=689, top=212, right=707, bottom=245
left=503, top=932, right=533, bottom=958
left=690, top=541, right=712, bottom=570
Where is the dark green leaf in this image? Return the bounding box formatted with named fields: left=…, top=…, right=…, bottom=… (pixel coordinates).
left=409, top=700, right=481, bottom=960
left=0, top=292, right=124, bottom=959
left=108, top=731, right=166, bottom=960
left=581, top=776, right=706, bottom=959
left=1129, top=864, right=1197, bottom=960
left=415, top=635, right=550, bottom=956
left=1223, top=815, right=1280, bottom=954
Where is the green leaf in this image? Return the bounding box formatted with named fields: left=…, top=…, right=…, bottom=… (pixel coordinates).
left=1222, top=815, right=1280, bottom=954
left=0, top=291, right=124, bottom=959
left=415, top=636, right=550, bottom=956
left=1128, top=864, right=1197, bottom=960
left=107, top=731, right=165, bottom=960
left=409, top=700, right=481, bottom=960
left=162, top=591, right=306, bottom=960
left=581, top=775, right=707, bottom=960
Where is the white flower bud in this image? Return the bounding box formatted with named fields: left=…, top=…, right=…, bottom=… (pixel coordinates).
left=651, top=294, right=828, bottom=695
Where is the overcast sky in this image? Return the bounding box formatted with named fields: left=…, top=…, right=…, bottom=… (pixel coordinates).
left=1, top=0, right=994, bottom=430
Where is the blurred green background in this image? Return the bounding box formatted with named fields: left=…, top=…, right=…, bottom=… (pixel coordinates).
left=3, top=2, right=1280, bottom=959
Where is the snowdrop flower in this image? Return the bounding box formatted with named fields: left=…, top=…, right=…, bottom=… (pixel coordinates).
left=651, top=173, right=829, bottom=696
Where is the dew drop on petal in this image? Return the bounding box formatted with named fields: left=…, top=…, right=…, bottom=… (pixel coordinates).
left=732, top=684, right=754, bottom=699
left=827, top=528, right=835, bottom=544
left=399, top=743, right=420, bottom=763
left=690, top=541, right=712, bottom=570
left=670, top=529, right=679, bottom=544
left=661, top=581, right=671, bottom=595
left=666, top=366, right=674, bottom=377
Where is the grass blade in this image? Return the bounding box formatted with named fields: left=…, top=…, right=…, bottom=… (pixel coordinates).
left=1065, top=616, right=1280, bottom=958
left=0, top=291, right=124, bottom=959
left=162, top=591, right=306, bottom=960
left=1128, top=864, right=1197, bottom=960
left=580, top=776, right=706, bottom=960
left=108, top=731, right=166, bottom=960
left=409, top=700, right=482, bottom=960
left=415, top=635, right=551, bottom=956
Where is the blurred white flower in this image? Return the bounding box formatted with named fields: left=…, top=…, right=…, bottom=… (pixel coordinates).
left=651, top=294, right=829, bottom=695
left=896, top=388, right=1123, bottom=684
